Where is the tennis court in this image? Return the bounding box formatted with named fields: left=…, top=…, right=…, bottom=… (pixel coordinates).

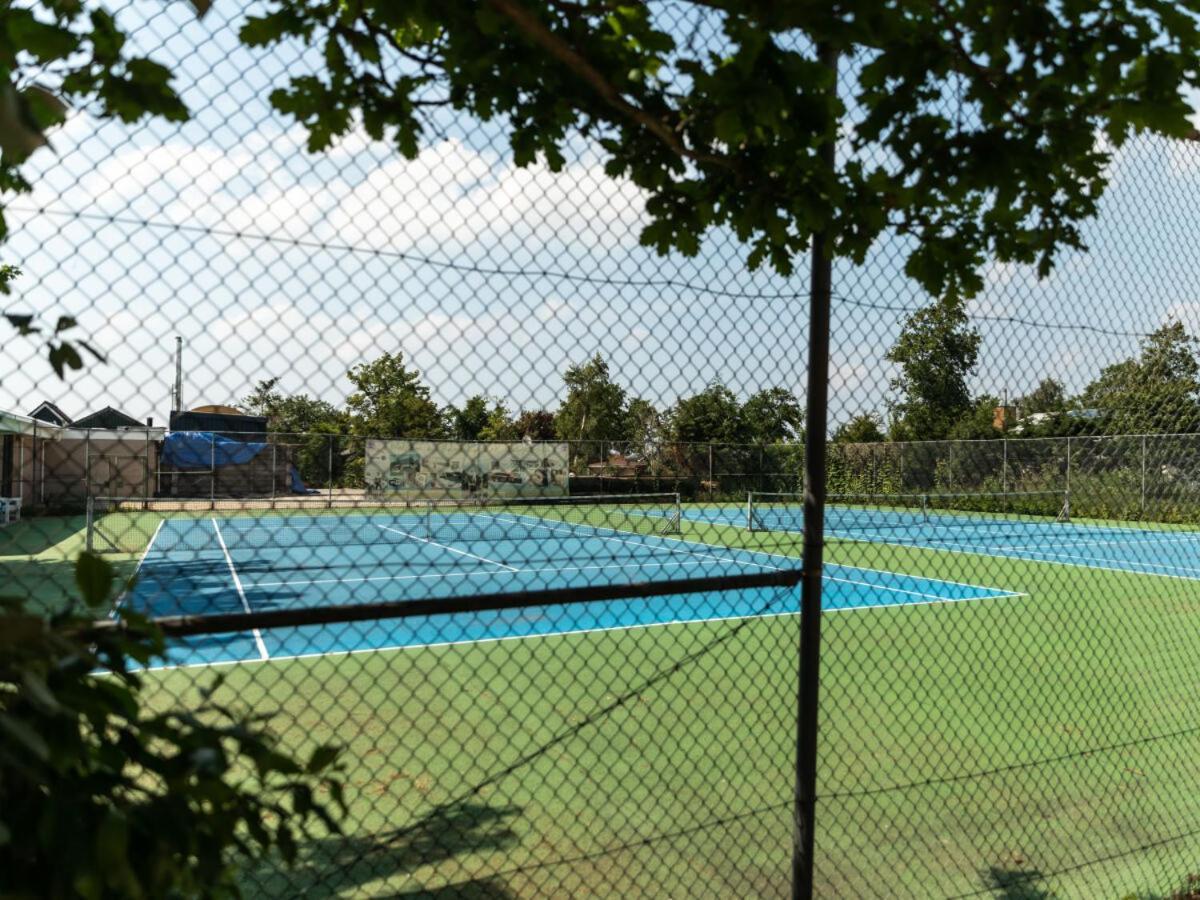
left=95, top=493, right=1021, bottom=667
left=684, top=489, right=1200, bottom=582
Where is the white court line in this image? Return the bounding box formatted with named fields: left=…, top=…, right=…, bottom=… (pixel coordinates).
left=826, top=574, right=1019, bottom=603
left=1009, top=547, right=1200, bottom=577
left=212, top=519, right=270, bottom=661
left=253, top=558, right=716, bottom=589
left=680, top=514, right=1028, bottom=594
left=515, top=510, right=1018, bottom=596
left=478, top=512, right=783, bottom=572
left=376, top=523, right=518, bottom=571
left=820, top=529, right=1200, bottom=584
left=252, top=514, right=998, bottom=598
left=993, top=531, right=1200, bottom=552
left=109, top=519, right=165, bottom=618
left=141, top=587, right=1032, bottom=673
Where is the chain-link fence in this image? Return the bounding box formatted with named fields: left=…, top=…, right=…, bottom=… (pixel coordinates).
left=9, top=2, right=1200, bottom=897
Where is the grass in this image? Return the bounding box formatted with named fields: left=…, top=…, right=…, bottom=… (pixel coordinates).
left=10, top=506, right=1200, bottom=895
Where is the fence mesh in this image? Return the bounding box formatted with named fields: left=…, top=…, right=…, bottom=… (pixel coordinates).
left=8, top=3, right=1200, bottom=897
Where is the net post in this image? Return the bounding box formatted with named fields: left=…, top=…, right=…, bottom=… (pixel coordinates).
left=671, top=491, right=682, bottom=534
left=746, top=492, right=754, bottom=532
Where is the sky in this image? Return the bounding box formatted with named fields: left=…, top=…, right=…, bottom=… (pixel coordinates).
left=4, top=2, right=1200, bottom=433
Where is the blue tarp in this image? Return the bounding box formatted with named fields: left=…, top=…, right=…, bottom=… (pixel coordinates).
left=161, top=431, right=267, bottom=470
left=289, top=465, right=320, bottom=495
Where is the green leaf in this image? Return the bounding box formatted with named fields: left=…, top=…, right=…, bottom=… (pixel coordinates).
left=4, top=313, right=37, bottom=335
left=0, top=712, right=51, bottom=761
left=21, top=671, right=61, bottom=713
left=95, top=809, right=129, bottom=875
left=48, top=342, right=84, bottom=377
left=75, top=552, right=115, bottom=608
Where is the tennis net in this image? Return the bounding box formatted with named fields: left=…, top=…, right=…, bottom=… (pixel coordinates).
left=746, top=490, right=1071, bottom=534
left=86, top=492, right=683, bottom=554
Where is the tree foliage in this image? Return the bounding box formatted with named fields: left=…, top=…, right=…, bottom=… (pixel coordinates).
left=1018, top=378, right=1067, bottom=416
left=555, top=355, right=629, bottom=451
left=669, top=384, right=744, bottom=446
left=886, top=295, right=981, bottom=441
left=477, top=400, right=519, bottom=441
left=1080, top=321, right=1200, bottom=434
left=448, top=395, right=491, bottom=441
left=740, top=387, right=803, bottom=444
left=243, top=378, right=343, bottom=434
left=1, top=0, right=196, bottom=370
left=513, top=409, right=556, bottom=441
left=345, top=351, right=446, bottom=438
left=833, top=413, right=885, bottom=444
left=948, top=394, right=1001, bottom=440
left=0, top=553, right=343, bottom=898
left=241, top=0, right=1200, bottom=298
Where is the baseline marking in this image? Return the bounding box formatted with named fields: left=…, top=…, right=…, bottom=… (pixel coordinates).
left=212, top=519, right=269, bottom=661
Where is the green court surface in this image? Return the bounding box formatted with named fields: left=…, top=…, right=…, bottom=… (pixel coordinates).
left=116, top=514, right=1200, bottom=898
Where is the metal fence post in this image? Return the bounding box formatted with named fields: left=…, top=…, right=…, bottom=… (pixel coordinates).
left=792, top=41, right=837, bottom=900
left=707, top=443, right=714, bottom=499
left=210, top=432, right=216, bottom=508
left=144, top=426, right=151, bottom=503
left=1065, top=435, right=1072, bottom=498
left=84, top=430, right=91, bottom=502
left=1141, top=434, right=1147, bottom=517
left=328, top=434, right=334, bottom=509
left=1002, top=437, right=1008, bottom=495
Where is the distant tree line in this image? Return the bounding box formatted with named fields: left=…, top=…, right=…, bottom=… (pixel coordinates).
left=840, top=298, right=1200, bottom=444
left=241, top=297, right=1200, bottom=489
left=240, top=352, right=805, bottom=487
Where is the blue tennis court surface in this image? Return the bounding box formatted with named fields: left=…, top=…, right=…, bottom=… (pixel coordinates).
left=682, top=504, right=1200, bottom=581
left=124, top=511, right=1019, bottom=668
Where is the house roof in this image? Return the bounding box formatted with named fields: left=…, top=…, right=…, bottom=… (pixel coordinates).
left=72, top=406, right=143, bottom=429
left=28, top=401, right=71, bottom=426
left=1, top=409, right=64, bottom=438
left=586, top=453, right=644, bottom=470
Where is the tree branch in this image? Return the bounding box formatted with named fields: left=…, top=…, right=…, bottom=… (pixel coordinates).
left=483, top=0, right=735, bottom=170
